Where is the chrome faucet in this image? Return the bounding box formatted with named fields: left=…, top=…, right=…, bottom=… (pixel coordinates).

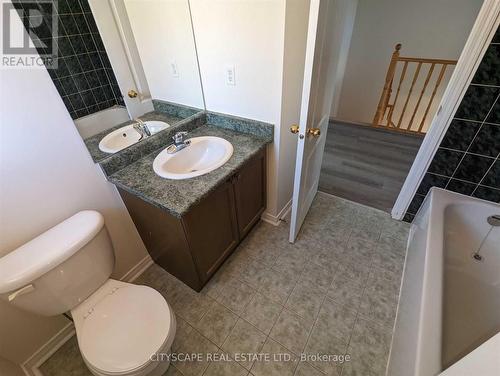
left=167, top=132, right=191, bottom=154
left=132, top=118, right=151, bottom=139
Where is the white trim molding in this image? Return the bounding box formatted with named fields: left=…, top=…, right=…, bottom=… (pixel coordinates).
left=21, top=323, right=75, bottom=376
left=392, top=1, right=500, bottom=220
left=120, top=255, right=154, bottom=283
left=261, top=198, right=292, bottom=226
left=108, top=0, right=151, bottom=104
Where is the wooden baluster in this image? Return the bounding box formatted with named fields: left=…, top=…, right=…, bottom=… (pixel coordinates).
left=372, top=45, right=457, bottom=134
left=372, top=44, right=402, bottom=127
left=418, top=63, right=448, bottom=133
left=397, top=62, right=422, bottom=129
left=408, top=63, right=435, bottom=131
left=387, top=61, right=408, bottom=127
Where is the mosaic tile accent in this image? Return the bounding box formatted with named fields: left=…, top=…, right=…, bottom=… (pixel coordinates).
left=405, top=27, right=500, bottom=221
left=13, top=0, right=124, bottom=119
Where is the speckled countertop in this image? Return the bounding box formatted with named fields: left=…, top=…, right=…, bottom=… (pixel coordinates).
left=107, top=124, right=272, bottom=217
left=84, top=111, right=185, bottom=162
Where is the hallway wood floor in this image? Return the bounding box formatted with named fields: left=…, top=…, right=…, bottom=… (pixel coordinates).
left=319, top=121, right=423, bottom=212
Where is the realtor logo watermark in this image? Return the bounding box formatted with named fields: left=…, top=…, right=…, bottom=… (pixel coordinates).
left=1, top=0, right=58, bottom=69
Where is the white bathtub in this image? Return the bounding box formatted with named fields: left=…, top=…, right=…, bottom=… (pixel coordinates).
left=74, top=106, right=131, bottom=139
left=388, top=188, right=500, bottom=376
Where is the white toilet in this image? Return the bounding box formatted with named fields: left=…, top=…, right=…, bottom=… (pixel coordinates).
left=0, top=210, right=176, bottom=376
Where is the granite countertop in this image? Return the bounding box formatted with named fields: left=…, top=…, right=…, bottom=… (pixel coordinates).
left=84, top=111, right=185, bottom=162
left=107, top=124, right=271, bottom=218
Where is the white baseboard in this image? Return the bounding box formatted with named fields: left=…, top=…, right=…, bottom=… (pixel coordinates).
left=22, top=255, right=154, bottom=376
left=21, top=323, right=75, bottom=376
left=120, top=255, right=154, bottom=283
left=261, top=199, right=292, bottom=226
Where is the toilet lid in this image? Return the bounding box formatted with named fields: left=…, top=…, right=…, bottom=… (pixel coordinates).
left=78, top=285, right=172, bottom=374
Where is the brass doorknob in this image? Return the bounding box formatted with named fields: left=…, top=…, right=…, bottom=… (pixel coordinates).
left=128, top=89, right=138, bottom=98
left=290, top=125, right=299, bottom=134
left=307, top=128, right=321, bottom=137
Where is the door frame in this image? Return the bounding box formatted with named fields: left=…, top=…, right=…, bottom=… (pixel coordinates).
left=391, top=0, right=500, bottom=220
left=288, top=0, right=320, bottom=243
left=88, top=0, right=153, bottom=118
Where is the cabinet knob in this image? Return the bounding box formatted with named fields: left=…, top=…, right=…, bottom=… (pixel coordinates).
left=128, top=89, right=138, bottom=98
left=290, top=125, right=299, bottom=134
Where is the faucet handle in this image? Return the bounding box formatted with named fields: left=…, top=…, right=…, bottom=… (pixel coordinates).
left=133, top=118, right=151, bottom=137
left=173, top=131, right=188, bottom=143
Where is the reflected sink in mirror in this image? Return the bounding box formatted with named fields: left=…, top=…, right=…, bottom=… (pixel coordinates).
left=33, top=0, right=206, bottom=164
left=153, top=137, right=233, bottom=180
left=99, top=121, right=170, bottom=154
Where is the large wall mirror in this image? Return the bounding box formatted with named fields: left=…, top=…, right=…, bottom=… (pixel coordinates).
left=23, top=0, right=205, bottom=162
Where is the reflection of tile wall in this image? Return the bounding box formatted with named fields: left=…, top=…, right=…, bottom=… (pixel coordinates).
left=13, top=0, right=124, bottom=119
left=404, top=27, right=500, bottom=222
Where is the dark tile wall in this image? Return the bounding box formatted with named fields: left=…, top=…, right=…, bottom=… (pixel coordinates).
left=404, top=26, right=500, bottom=222
left=13, top=0, right=124, bottom=119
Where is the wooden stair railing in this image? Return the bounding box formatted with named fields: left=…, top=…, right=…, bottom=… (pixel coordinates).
left=372, top=44, right=457, bottom=134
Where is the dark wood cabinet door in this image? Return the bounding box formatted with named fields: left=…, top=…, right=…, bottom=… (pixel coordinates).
left=233, top=149, right=267, bottom=238
left=117, top=188, right=202, bottom=290
left=182, top=180, right=239, bottom=283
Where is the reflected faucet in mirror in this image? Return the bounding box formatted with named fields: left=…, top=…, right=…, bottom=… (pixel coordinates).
left=18, top=0, right=206, bottom=163
left=132, top=119, right=151, bottom=140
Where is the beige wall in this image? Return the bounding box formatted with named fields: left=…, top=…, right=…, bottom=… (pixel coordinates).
left=189, top=0, right=315, bottom=220
left=329, top=0, right=358, bottom=117
left=336, top=0, right=482, bottom=130
left=0, top=357, right=24, bottom=376
left=124, top=0, right=204, bottom=108
left=0, top=64, right=148, bottom=364
left=190, top=0, right=287, bottom=217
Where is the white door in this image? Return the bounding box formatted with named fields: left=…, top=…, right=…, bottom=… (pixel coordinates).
left=89, top=0, right=153, bottom=119
left=289, top=0, right=340, bottom=242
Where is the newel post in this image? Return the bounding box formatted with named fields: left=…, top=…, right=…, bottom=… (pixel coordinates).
left=372, top=43, right=401, bottom=126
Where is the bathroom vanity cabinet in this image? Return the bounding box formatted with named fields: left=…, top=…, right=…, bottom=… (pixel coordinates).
left=118, top=148, right=266, bottom=291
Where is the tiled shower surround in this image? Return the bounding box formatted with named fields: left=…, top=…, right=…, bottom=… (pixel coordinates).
left=404, top=27, right=500, bottom=222
left=14, top=0, right=124, bottom=119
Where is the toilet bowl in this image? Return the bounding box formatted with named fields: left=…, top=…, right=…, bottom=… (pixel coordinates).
left=0, top=211, right=176, bottom=376
left=73, top=280, right=176, bottom=376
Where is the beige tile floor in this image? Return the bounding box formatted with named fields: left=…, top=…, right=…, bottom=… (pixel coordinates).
left=39, top=192, right=409, bottom=376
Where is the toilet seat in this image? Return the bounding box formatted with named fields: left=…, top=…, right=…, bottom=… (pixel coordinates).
left=72, top=281, right=175, bottom=376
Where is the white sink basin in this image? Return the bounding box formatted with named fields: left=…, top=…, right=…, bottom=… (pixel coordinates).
left=153, top=136, right=233, bottom=180
left=98, top=121, right=170, bottom=154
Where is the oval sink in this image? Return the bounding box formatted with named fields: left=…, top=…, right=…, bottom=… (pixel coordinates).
left=153, top=136, right=233, bottom=180
left=99, top=121, right=170, bottom=154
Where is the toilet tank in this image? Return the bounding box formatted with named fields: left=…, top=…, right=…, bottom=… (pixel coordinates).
left=0, top=211, right=115, bottom=316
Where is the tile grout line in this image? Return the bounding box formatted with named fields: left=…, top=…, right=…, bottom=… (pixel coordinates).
left=471, top=152, right=499, bottom=196
left=339, top=226, right=398, bottom=376
left=57, top=7, right=97, bottom=115
left=444, top=92, right=500, bottom=190
left=76, top=0, right=121, bottom=105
